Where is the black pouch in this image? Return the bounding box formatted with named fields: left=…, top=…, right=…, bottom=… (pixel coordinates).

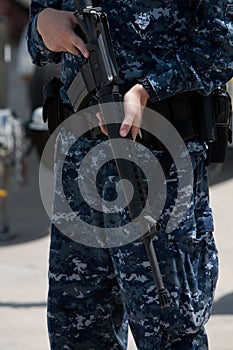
left=168, top=92, right=197, bottom=141
left=42, top=77, right=63, bottom=134
left=206, top=87, right=232, bottom=164
left=147, top=88, right=232, bottom=164
left=146, top=92, right=197, bottom=142
left=193, top=92, right=218, bottom=143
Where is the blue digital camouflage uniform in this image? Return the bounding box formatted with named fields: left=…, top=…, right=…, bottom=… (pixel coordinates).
left=27, top=1, right=233, bottom=349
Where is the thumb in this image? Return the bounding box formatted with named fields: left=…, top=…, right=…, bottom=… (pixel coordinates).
left=120, top=102, right=141, bottom=140
left=120, top=103, right=136, bottom=137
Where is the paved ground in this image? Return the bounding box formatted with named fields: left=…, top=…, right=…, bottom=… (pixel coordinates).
left=0, top=44, right=232, bottom=350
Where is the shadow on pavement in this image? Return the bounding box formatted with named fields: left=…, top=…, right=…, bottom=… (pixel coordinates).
left=212, top=292, right=233, bottom=315
left=0, top=301, right=47, bottom=308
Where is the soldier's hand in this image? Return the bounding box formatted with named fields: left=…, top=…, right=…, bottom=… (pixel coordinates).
left=97, top=84, right=149, bottom=140
left=37, top=8, right=89, bottom=58
left=120, top=84, right=149, bottom=141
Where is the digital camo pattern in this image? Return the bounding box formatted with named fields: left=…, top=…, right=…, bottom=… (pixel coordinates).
left=47, top=133, right=218, bottom=349
left=28, top=0, right=233, bottom=104
left=39, top=104, right=196, bottom=248
left=27, top=0, right=222, bottom=348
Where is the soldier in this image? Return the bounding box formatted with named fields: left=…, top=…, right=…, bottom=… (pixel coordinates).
left=27, top=1, right=233, bottom=349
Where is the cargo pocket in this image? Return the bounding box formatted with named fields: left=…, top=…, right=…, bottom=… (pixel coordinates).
left=161, top=231, right=218, bottom=337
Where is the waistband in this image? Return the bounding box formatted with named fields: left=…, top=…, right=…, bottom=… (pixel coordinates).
left=62, top=89, right=216, bottom=144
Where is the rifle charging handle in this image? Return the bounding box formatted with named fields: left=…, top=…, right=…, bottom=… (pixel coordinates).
left=76, top=0, right=93, bottom=10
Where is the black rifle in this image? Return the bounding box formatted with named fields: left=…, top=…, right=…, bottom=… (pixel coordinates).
left=68, top=0, right=169, bottom=308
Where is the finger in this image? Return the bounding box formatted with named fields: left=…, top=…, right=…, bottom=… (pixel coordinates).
left=120, top=103, right=140, bottom=138
left=96, top=112, right=108, bottom=135
left=64, top=44, right=81, bottom=56
left=131, top=125, right=140, bottom=141
left=70, top=32, right=89, bottom=57
left=70, top=13, right=79, bottom=27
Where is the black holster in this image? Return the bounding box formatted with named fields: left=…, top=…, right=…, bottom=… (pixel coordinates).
left=43, top=77, right=73, bottom=135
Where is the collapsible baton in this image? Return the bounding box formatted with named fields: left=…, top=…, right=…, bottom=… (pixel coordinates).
left=68, top=0, right=170, bottom=308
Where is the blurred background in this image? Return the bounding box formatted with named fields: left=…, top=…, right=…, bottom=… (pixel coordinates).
left=0, top=1, right=232, bottom=349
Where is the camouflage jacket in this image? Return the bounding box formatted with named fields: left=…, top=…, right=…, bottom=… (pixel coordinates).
left=28, top=0, right=233, bottom=105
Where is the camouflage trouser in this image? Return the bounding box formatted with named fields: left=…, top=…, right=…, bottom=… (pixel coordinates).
left=47, top=135, right=218, bottom=350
